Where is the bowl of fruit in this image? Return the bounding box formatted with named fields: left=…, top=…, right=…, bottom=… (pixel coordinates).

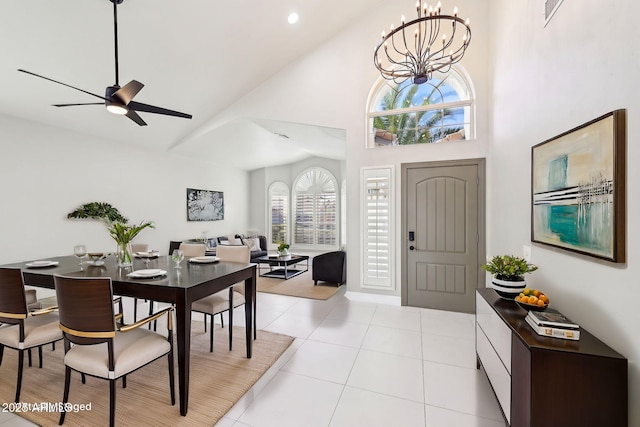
left=515, top=288, right=549, bottom=311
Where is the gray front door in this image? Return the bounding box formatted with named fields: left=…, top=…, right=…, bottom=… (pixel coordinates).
left=402, top=160, right=485, bottom=313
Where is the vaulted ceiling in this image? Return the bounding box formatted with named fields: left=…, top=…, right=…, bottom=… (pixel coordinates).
left=0, top=0, right=378, bottom=169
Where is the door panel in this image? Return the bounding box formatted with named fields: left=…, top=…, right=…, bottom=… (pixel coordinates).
left=406, top=164, right=480, bottom=313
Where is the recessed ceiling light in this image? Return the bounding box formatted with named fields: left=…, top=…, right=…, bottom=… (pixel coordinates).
left=288, top=12, right=299, bottom=24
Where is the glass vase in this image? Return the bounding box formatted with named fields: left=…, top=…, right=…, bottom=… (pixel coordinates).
left=116, top=241, right=133, bottom=267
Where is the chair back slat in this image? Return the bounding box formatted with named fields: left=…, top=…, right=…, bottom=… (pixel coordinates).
left=0, top=268, right=28, bottom=320
left=54, top=276, right=116, bottom=339
left=216, top=245, right=250, bottom=263
left=179, top=243, right=206, bottom=257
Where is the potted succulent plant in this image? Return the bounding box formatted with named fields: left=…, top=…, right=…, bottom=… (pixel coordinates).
left=67, top=202, right=154, bottom=267
left=482, top=254, right=537, bottom=300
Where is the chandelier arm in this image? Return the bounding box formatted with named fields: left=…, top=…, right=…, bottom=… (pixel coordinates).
left=383, top=45, right=411, bottom=77
left=441, top=20, right=460, bottom=56
left=390, top=32, right=416, bottom=78
left=373, top=6, right=472, bottom=85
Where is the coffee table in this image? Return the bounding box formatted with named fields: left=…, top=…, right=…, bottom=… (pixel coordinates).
left=257, top=254, right=309, bottom=279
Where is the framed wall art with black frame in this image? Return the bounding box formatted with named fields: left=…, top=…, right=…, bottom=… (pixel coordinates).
left=186, top=188, right=224, bottom=221
left=531, top=109, right=626, bottom=263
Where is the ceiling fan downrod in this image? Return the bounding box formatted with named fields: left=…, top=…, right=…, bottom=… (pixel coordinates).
left=110, top=0, right=125, bottom=87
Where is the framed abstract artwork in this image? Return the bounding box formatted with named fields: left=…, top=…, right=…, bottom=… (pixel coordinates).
left=531, top=110, right=626, bottom=263
left=186, top=188, right=224, bottom=221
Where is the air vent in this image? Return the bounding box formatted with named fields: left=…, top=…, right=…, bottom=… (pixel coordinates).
left=544, top=0, right=564, bottom=26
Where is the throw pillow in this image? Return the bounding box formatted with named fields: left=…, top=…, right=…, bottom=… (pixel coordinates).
left=244, top=237, right=261, bottom=252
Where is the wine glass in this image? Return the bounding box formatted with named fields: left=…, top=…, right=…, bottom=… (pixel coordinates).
left=171, top=249, right=184, bottom=268
left=73, top=245, right=87, bottom=268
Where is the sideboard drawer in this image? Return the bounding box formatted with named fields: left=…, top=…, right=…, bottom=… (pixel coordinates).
left=476, top=291, right=512, bottom=373
left=477, top=323, right=511, bottom=421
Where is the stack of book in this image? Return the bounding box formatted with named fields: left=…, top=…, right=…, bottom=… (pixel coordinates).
left=525, top=307, right=580, bottom=340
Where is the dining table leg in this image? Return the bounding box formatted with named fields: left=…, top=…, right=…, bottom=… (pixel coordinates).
left=245, top=267, right=255, bottom=357
left=175, top=293, right=191, bottom=416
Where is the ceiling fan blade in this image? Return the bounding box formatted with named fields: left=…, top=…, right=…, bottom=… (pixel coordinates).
left=127, top=100, right=192, bottom=119
left=114, top=80, right=144, bottom=104
left=53, top=103, right=105, bottom=107
left=17, top=69, right=107, bottom=102
left=126, top=110, right=147, bottom=126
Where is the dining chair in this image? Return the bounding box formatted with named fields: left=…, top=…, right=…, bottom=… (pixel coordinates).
left=178, top=242, right=206, bottom=257
left=191, top=245, right=249, bottom=352
left=53, top=275, right=175, bottom=427
left=0, top=267, right=63, bottom=402
left=131, top=243, right=149, bottom=253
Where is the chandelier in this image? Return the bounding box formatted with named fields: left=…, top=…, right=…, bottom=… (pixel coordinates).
left=374, top=1, right=471, bottom=85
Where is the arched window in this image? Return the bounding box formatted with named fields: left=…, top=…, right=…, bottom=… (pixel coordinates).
left=293, top=167, right=338, bottom=248
left=268, top=181, right=289, bottom=245
left=367, top=66, right=475, bottom=147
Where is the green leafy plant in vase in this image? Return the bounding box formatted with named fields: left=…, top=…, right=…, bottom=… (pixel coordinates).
left=67, top=202, right=154, bottom=267
left=481, top=254, right=537, bottom=299
left=277, top=242, right=290, bottom=256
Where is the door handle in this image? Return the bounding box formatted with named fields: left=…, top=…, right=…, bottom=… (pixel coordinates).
left=409, top=245, right=415, bottom=251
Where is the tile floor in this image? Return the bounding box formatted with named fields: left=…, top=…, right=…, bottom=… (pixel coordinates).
left=0, top=288, right=507, bottom=427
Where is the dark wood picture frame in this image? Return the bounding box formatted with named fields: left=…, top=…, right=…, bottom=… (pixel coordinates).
left=186, top=188, right=224, bottom=221
left=531, top=109, right=626, bottom=263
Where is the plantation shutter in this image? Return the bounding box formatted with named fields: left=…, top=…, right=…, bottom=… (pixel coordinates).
left=294, top=193, right=315, bottom=244
left=362, top=168, right=393, bottom=289
left=269, top=182, right=289, bottom=245
left=293, top=168, right=338, bottom=247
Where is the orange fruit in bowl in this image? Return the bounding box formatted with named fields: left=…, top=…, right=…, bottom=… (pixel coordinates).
left=533, top=290, right=541, bottom=297
left=537, top=299, right=546, bottom=307
left=539, top=294, right=549, bottom=304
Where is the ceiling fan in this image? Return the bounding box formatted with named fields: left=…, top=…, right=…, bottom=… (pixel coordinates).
left=18, top=0, right=192, bottom=126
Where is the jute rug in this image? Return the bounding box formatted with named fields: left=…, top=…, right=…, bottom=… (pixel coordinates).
left=0, top=324, right=293, bottom=427
left=256, top=265, right=342, bottom=300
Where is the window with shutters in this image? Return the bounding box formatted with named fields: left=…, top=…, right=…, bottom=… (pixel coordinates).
left=292, top=168, right=338, bottom=249
left=268, top=181, right=289, bottom=245
left=362, top=167, right=393, bottom=289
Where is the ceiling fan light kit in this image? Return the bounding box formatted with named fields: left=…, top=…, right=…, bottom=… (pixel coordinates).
left=18, top=0, right=191, bottom=126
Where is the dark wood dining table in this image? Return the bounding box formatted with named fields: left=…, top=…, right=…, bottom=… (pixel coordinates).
left=1, top=254, right=256, bottom=416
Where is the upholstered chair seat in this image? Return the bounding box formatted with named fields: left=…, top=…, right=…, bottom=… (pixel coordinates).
left=64, top=327, right=171, bottom=379
left=0, top=313, right=61, bottom=349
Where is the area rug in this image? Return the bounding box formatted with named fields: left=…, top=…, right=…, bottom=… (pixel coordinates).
left=256, top=266, right=343, bottom=300
left=0, top=324, right=293, bottom=427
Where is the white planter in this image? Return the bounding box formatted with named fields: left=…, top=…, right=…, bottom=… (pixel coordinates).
left=491, top=276, right=526, bottom=300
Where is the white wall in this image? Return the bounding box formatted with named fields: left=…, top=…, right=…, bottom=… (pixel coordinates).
left=489, top=0, right=639, bottom=424
left=0, top=114, right=250, bottom=264
left=208, top=0, right=491, bottom=296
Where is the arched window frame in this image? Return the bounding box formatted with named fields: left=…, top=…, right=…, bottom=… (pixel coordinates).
left=268, top=181, right=290, bottom=246
left=366, top=66, right=476, bottom=147
left=292, top=167, right=339, bottom=250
